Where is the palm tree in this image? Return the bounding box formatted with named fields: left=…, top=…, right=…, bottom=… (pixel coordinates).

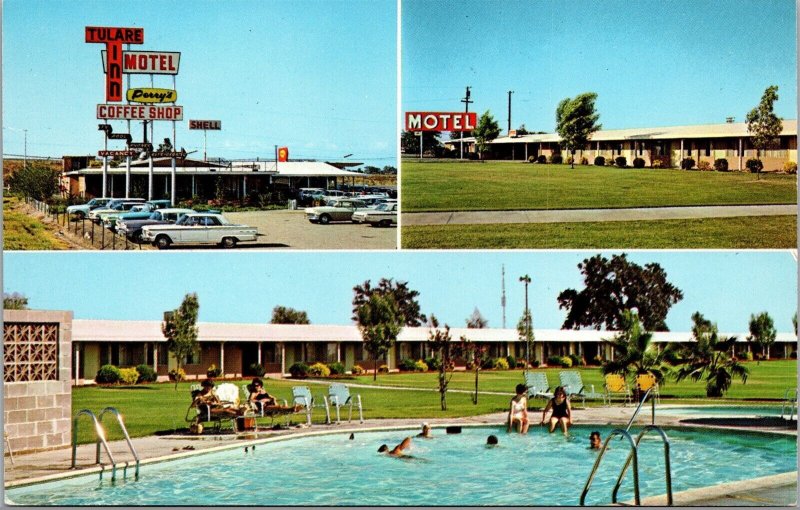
left=602, top=310, right=671, bottom=385
left=670, top=312, right=749, bottom=398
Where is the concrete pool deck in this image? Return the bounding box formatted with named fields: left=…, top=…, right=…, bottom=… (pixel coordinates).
left=4, top=405, right=796, bottom=506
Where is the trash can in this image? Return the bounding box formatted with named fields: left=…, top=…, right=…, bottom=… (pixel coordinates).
left=288, top=199, right=297, bottom=210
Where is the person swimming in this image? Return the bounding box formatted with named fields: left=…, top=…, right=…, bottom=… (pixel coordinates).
left=378, top=437, right=413, bottom=457
left=417, top=423, right=433, bottom=438
left=486, top=435, right=499, bottom=447
left=589, top=431, right=602, bottom=450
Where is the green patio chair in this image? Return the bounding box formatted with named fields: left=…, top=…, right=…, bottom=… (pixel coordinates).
left=559, top=371, right=603, bottom=408
left=524, top=371, right=554, bottom=405
left=327, top=383, right=363, bottom=424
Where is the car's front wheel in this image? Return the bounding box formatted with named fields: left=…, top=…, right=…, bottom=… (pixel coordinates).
left=75, top=211, right=85, bottom=220
left=319, top=214, right=331, bottom=225
left=155, top=235, right=172, bottom=250
left=379, top=219, right=392, bottom=227
left=221, top=237, right=237, bottom=249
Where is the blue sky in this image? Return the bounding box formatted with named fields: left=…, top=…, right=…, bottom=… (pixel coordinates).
left=2, top=0, right=397, bottom=168
left=402, top=0, right=797, bottom=133
left=4, top=251, right=796, bottom=333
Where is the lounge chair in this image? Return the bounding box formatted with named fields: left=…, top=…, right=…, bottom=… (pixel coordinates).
left=559, top=371, right=604, bottom=408
left=635, top=373, right=661, bottom=404
left=524, top=371, right=554, bottom=405
left=241, top=383, right=296, bottom=429
left=603, top=374, right=632, bottom=406
left=327, top=383, right=363, bottom=424
left=292, top=386, right=331, bottom=425
left=186, top=383, right=238, bottom=433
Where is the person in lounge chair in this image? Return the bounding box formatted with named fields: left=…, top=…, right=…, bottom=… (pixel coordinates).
left=507, top=383, right=529, bottom=434
left=246, top=378, right=302, bottom=414
left=378, top=437, right=412, bottom=457
left=193, top=379, right=239, bottom=419
left=541, top=386, right=572, bottom=435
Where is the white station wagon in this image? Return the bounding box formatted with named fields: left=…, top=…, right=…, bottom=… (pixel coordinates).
left=140, top=213, right=258, bottom=249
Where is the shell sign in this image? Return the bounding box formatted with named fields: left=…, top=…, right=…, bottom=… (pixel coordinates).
left=278, top=147, right=289, bottom=162
left=127, top=88, right=178, bottom=103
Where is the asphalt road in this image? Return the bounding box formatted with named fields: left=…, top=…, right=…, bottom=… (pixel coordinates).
left=226, top=209, right=397, bottom=249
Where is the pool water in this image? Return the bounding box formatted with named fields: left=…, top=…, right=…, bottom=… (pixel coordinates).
left=6, top=425, right=796, bottom=506
left=658, top=405, right=785, bottom=417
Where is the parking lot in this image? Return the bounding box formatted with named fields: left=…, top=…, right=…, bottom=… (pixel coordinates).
left=226, top=209, right=397, bottom=249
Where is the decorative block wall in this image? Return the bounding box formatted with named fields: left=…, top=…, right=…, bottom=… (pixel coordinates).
left=3, top=310, right=73, bottom=454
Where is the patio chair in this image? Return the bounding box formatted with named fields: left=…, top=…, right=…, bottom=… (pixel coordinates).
left=635, top=373, right=661, bottom=404
left=524, top=371, right=554, bottom=405
left=241, top=383, right=294, bottom=429
left=185, top=383, right=238, bottom=433
left=327, top=383, right=363, bottom=424
left=292, top=386, right=331, bottom=425
left=603, top=374, right=632, bottom=406
left=559, top=371, right=604, bottom=408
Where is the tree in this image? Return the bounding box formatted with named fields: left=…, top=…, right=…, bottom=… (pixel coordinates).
left=427, top=315, right=460, bottom=411
left=271, top=306, right=310, bottom=324
left=671, top=312, right=748, bottom=398
left=352, top=278, right=426, bottom=327
left=354, top=293, right=401, bottom=381
left=401, top=130, right=441, bottom=156
left=557, top=253, right=684, bottom=331
left=3, top=292, right=29, bottom=310
left=465, top=307, right=488, bottom=404
left=747, top=311, right=777, bottom=360
left=555, top=93, right=601, bottom=169
left=601, top=310, right=671, bottom=385
left=745, top=85, right=782, bottom=180
left=162, top=293, right=200, bottom=389
left=472, top=110, right=500, bottom=159
left=381, top=165, right=398, bottom=175
left=517, top=310, right=534, bottom=367
left=793, top=312, right=797, bottom=335
left=7, top=162, right=60, bottom=201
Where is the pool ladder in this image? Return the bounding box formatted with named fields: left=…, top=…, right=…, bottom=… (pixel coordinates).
left=580, top=389, right=673, bottom=506
left=71, top=407, right=140, bottom=482
left=780, top=388, right=797, bottom=421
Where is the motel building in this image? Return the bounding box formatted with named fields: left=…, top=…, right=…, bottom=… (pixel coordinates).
left=61, top=157, right=366, bottom=201
left=446, top=120, right=797, bottom=170
left=4, top=310, right=797, bottom=387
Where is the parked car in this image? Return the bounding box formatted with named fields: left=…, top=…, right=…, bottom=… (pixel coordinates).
left=66, top=198, right=113, bottom=219
left=351, top=202, right=398, bottom=227
left=297, top=188, right=325, bottom=205
left=102, top=203, right=157, bottom=229
left=88, top=199, right=147, bottom=222
left=117, top=208, right=195, bottom=241
left=140, top=213, right=258, bottom=249
left=305, top=198, right=370, bottom=224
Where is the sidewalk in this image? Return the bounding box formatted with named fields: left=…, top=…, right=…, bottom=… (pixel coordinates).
left=403, top=204, right=797, bottom=226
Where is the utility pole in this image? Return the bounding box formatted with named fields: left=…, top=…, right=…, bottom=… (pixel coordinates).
left=501, top=265, right=507, bottom=329
left=460, top=86, right=473, bottom=160
left=23, top=129, right=28, bottom=169
left=507, top=90, right=514, bottom=133
left=519, top=274, right=531, bottom=369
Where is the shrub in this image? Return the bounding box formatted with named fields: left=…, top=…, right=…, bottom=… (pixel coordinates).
left=481, top=357, right=497, bottom=370
left=249, top=363, right=266, bottom=377
left=289, top=362, right=309, bottom=379
left=632, top=157, right=645, bottom=168
left=96, top=364, right=121, bottom=384
left=506, top=355, right=516, bottom=369
left=206, top=364, right=222, bottom=378
left=681, top=158, right=696, bottom=170
left=328, top=362, right=345, bottom=375
left=615, top=156, right=627, bottom=168
left=494, top=358, right=510, bottom=370
left=168, top=368, right=185, bottom=382
left=714, top=158, right=729, bottom=172
left=568, top=354, right=584, bottom=367
left=399, top=358, right=418, bottom=372
left=697, top=160, right=712, bottom=171
left=743, top=351, right=754, bottom=361
left=528, top=156, right=536, bottom=163
left=118, top=367, right=139, bottom=385
left=414, top=359, right=429, bottom=372
left=550, top=154, right=563, bottom=164
left=536, top=155, right=547, bottom=164
left=546, top=355, right=563, bottom=367
left=783, top=161, right=797, bottom=174
left=592, top=355, right=605, bottom=366
left=135, top=364, right=157, bottom=384
left=746, top=158, right=763, bottom=173
left=593, top=156, right=605, bottom=166
left=425, top=357, right=442, bottom=371
left=351, top=364, right=365, bottom=375
left=566, top=156, right=574, bottom=165
left=580, top=156, right=589, bottom=165
left=308, top=362, right=331, bottom=378
left=515, top=359, right=527, bottom=369
left=378, top=365, right=389, bottom=373
left=530, top=359, right=541, bottom=368
left=560, top=356, right=573, bottom=368
left=651, top=158, right=665, bottom=169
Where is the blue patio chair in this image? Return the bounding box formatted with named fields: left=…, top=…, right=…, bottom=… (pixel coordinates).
left=327, top=383, right=363, bottom=424
left=292, top=386, right=330, bottom=425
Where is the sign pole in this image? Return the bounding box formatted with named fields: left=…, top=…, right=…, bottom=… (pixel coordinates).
left=419, top=132, right=423, bottom=160
left=103, top=124, right=109, bottom=197
left=204, top=129, right=207, bottom=162
left=170, top=75, right=177, bottom=206
left=148, top=74, right=154, bottom=200
left=125, top=43, right=131, bottom=199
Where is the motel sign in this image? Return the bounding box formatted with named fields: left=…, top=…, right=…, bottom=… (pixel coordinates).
left=86, top=26, right=145, bottom=102
left=405, top=112, right=477, bottom=132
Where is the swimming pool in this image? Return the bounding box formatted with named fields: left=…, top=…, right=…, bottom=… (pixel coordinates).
left=5, top=425, right=796, bottom=506
left=658, top=405, right=785, bottom=417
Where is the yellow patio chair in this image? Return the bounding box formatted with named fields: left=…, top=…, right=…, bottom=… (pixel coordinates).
left=603, top=374, right=632, bottom=406
left=636, top=373, right=660, bottom=403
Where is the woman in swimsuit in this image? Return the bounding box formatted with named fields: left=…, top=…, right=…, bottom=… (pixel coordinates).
left=507, top=383, right=529, bottom=434
left=248, top=378, right=277, bottom=412
left=541, top=386, right=572, bottom=435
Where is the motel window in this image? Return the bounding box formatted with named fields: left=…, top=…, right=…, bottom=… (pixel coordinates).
left=184, top=350, right=200, bottom=365
left=157, top=346, right=169, bottom=366
left=705, top=141, right=711, bottom=157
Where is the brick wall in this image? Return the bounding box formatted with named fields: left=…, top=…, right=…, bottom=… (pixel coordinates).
left=3, top=310, right=73, bottom=454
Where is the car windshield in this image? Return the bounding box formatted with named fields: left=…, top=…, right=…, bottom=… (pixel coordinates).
left=375, top=203, right=393, bottom=211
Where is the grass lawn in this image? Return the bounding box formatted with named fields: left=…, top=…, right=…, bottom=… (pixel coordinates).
left=401, top=161, right=797, bottom=212
left=72, top=360, right=795, bottom=443
left=401, top=215, right=797, bottom=249
left=3, top=197, right=69, bottom=250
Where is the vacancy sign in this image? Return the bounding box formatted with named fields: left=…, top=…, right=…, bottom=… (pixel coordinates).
left=405, top=112, right=477, bottom=132
left=188, top=120, right=222, bottom=130
left=97, top=104, right=184, bottom=121
left=86, top=26, right=144, bottom=102
left=101, top=50, right=181, bottom=74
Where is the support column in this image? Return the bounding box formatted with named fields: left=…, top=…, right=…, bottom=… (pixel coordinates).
left=191, top=175, right=196, bottom=197
left=337, top=343, right=341, bottom=363
left=220, top=342, right=225, bottom=377
left=74, top=344, right=81, bottom=385
left=153, top=344, right=158, bottom=373
left=148, top=157, right=154, bottom=200
left=738, top=138, right=743, bottom=170
left=257, top=341, right=262, bottom=367
left=280, top=343, right=286, bottom=377
left=680, top=139, right=685, bottom=162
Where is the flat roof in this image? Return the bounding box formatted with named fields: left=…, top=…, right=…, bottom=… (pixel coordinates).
left=65, top=160, right=364, bottom=178
left=70, top=319, right=797, bottom=344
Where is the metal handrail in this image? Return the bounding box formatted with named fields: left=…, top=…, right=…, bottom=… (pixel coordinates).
left=625, top=387, right=654, bottom=432
left=781, top=388, right=797, bottom=420
left=580, top=429, right=640, bottom=506
left=98, top=407, right=140, bottom=479
left=612, top=425, right=673, bottom=506
left=71, top=410, right=117, bottom=481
